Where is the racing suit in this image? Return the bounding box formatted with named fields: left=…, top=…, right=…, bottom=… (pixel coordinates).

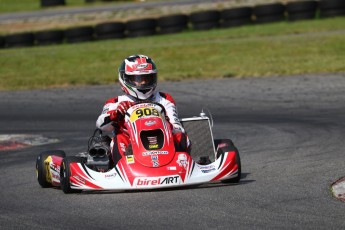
left=96, top=92, right=190, bottom=165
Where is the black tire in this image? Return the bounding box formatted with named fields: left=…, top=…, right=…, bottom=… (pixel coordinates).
left=127, top=29, right=156, bottom=38
left=190, top=10, right=220, bottom=23
left=288, top=11, right=316, bottom=21
left=0, top=36, right=4, bottom=48
left=214, top=139, right=241, bottom=183
left=220, top=7, right=252, bottom=20
left=35, top=30, right=64, bottom=45
left=94, top=22, right=125, bottom=35
left=319, top=0, right=345, bottom=10
left=94, top=22, right=125, bottom=40
left=286, top=1, right=317, bottom=13
left=96, top=33, right=124, bottom=40
left=255, top=14, right=286, bottom=24
left=214, top=139, right=235, bottom=159
left=64, top=26, right=94, bottom=43
left=4, top=32, right=34, bottom=48
left=320, top=8, right=345, bottom=18
left=41, top=0, right=65, bottom=7
left=253, top=3, right=286, bottom=17
left=159, top=26, right=186, bottom=34
left=157, top=14, right=188, bottom=27
left=36, top=150, right=66, bottom=188
left=221, top=18, right=252, bottom=27
left=60, top=156, right=83, bottom=194
left=192, top=21, right=219, bottom=30
left=126, top=18, right=156, bottom=31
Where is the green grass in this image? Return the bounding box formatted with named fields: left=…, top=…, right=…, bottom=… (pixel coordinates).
left=1, top=17, right=344, bottom=90
left=0, top=0, right=133, bottom=13
left=0, top=0, right=83, bottom=13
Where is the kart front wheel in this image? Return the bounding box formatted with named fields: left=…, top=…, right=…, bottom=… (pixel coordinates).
left=36, top=150, right=66, bottom=188
left=215, top=139, right=241, bottom=183
left=222, top=149, right=241, bottom=183
left=60, top=156, right=83, bottom=194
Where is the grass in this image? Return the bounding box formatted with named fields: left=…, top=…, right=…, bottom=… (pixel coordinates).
left=0, top=0, right=85, bottom=13
left=0, top=17, right=345, bottom=90
left=0, top=0, right=160, bottom=13
left=0, top=0, right=132, bottom=13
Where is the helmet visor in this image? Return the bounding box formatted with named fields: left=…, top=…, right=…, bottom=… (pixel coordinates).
left=124, top=73, right=157, bottom=89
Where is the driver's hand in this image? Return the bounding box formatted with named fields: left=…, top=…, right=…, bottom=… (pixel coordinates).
left=117, top=101, right=133, bottom=117
left=109, top=101, right=133, bottom=121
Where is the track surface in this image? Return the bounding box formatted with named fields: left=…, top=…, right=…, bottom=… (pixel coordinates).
left=0, top=74, right=344, bottom=229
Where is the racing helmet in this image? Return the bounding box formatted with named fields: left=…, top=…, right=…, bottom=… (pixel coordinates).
left=118, top=54, right=158, bottom=100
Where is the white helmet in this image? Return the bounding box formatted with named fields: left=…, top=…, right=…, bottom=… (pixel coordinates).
left=118, top=54, right=158, bottom=100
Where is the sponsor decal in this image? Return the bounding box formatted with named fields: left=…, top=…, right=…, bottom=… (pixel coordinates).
left=151, top=155, right=159, bottom=167
left=201, top=168, right=216, bottom=173
left=134, top=176, right=180, bottom=187
left=176, top=153, right=188, bottom=169
left=145, top=120, right=156, bottom=126
left=105, top=173, right=117, bottom=179
left=147, top=136, right=159, bottom=149
left=167, top=166, right=177, bottom=171
left=126, top=155, right=135, bottom=164
left=142, top=151, right=168, bottom=156
left=148, top=136, right=157, bottom=144
left=151, top=155, right=158, bottom=161
left=149, top=144, right=159, bottom=149
left=137, top=63, right=148, bottom=69
left=198, top=165, right=216, bottom=170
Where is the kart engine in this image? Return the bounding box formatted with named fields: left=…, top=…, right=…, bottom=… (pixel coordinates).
left=85, top=129, right=111, bottom=172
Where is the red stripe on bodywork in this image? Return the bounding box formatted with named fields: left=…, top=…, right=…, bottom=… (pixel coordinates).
left=212, top=151, right=237, bottom=181
left=70, top=163, right=102, bottom=189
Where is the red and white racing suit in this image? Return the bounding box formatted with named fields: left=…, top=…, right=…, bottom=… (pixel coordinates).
left=96, top=92, right=190, bottom=165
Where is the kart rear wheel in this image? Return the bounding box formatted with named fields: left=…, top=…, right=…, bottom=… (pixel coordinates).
left=36, top=150, right=66, bottom=188
left=60, top=156, right=83, bottom=194
left=215, top=139, right=241, bottom=183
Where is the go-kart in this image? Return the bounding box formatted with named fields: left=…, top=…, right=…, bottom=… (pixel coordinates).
left=36, top=102, right=241, bottom=193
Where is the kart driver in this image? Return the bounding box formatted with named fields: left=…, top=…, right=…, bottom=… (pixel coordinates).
left=96, top=54, right=190, bottom=166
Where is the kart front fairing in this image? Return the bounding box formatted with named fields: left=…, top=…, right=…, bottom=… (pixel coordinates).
left=124, top=103, right=176, bottom=168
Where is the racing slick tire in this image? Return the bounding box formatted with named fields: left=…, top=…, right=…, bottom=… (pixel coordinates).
left=215, top=139, right=241, bottom=183
left=60, top=156, right=83, bottom=194
left=36, top=150, right=66, bottom=188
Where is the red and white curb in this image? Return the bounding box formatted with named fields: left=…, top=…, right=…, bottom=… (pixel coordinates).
left=0, top=134, right=59, bottom=151
left=331, top=177, right=345, bottom=202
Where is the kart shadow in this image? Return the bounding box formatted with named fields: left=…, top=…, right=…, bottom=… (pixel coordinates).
left=79, top=172, right=254, bottom=195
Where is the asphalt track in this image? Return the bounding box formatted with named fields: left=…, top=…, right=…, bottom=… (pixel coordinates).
left=0, top=74, right=344, bottom=229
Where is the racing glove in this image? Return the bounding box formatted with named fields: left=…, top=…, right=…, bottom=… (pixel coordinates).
left=109, top=101, right=133, bottom=121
